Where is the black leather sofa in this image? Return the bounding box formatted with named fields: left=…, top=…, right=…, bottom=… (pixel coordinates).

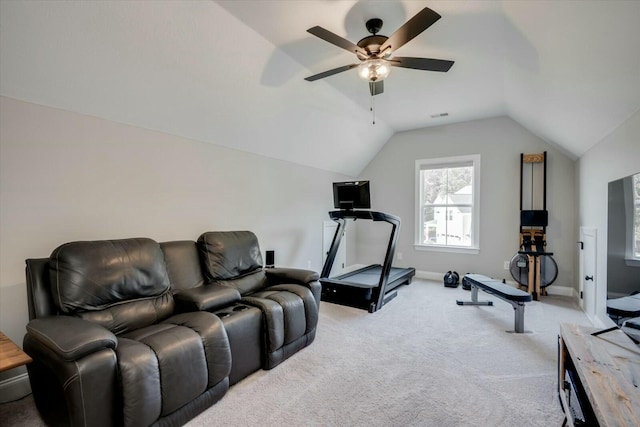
left=23, top=231, right=320, bottom=426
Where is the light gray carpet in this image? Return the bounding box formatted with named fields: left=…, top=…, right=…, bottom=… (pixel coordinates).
left=186, top=280, right=589, bottom=426
left=0, top=279, right=590, bottom=426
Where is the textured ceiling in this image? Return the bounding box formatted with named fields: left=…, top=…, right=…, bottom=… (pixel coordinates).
left=1, top=1, right=639, bottom=176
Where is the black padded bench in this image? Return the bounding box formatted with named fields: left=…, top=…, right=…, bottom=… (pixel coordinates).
left=622, top=317, right=640, bottom=343
left=456, top=273, right=532, bottom=333
left=606, top=294, right=640, bottom=325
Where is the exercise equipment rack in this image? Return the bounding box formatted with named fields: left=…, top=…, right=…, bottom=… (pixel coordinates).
left=512, top=151, right=558, bottom=300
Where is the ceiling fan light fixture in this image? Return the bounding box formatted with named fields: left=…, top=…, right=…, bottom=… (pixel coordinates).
left=358, top=58, right=391, bottom=82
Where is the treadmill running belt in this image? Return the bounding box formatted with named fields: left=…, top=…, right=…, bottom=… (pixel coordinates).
left=320, top=264, right=415, bottom=312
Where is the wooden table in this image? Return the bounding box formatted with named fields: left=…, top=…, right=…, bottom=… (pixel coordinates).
left=559, top=323, right=640, bottom=426
left=0, top=331, right=32, bottom=372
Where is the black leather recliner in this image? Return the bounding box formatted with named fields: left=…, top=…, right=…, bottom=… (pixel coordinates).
left=159, top=239, right=262, bottom=385
left=23, top=238, right=232, bottom=427
left=197, top=231, right=320, bottom=369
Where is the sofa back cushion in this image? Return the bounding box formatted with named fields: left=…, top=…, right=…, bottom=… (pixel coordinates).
left=160, top=240, right=205, bottom=291
left=50, top=238, right=173, bottom=334
left=197, top=231, right=266, bottom=295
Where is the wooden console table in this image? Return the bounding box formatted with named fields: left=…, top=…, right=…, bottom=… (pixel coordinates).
left=0, top=331, right=32, bottom=372
left=558, top=323, right=640, bottom=426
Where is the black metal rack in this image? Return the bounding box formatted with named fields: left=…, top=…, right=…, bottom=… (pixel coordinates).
left=519, top=151, right=548, bottom=234
left=514, top=151, right=557, bottom=300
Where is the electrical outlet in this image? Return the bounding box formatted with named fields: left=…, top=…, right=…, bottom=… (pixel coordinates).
left=397, top=252, right=403, bottom=260
left=504, top=261, right=510, bottom=270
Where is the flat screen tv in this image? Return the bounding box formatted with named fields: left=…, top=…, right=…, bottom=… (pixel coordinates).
left=333, top=181, right=371, bottom=210
left=520, top=210, right=548, bottom=227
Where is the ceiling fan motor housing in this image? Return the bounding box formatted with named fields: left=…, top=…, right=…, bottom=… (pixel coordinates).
left=357, top=35, right=389, bottom=60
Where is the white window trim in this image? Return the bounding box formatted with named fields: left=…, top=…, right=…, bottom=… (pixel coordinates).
left=625, top=258, right=640, bottom=267
left=414, top=154, right=481, bottom=253
left=624, top=173, right=640, bottom=267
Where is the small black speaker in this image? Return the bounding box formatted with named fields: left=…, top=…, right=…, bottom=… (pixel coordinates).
left=265, top=250, right=275, bottom=268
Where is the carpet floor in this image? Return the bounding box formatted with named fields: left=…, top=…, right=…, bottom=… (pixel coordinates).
left=0, top=279, right=590, bottom=426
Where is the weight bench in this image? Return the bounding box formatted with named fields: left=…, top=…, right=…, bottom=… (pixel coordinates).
left=606, top=294, right=640, bottom=325
left=456, top=273, right=532, bottom=333
left=622, top=317, right=640, bottom=343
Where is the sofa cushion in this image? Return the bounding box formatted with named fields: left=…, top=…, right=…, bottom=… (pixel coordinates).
left=197, top=231, right=263, bottom=280
left=50, top=238, right=171, bottom=314
left=241, top=283, right=319, bottom=369
left=160, top=240, right=206, bottom=291
left=76, top=292, right=174, bottom=336
left=118, top=311, right=231, bottom=425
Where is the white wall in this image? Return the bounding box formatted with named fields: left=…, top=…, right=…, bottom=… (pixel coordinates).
left=357, top=116, right=577, bottom=291
left=577, top=109, right=640, bottom=325
left=0, top=97, right=348, bottom=388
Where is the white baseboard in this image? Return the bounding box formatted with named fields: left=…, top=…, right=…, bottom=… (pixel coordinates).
left=0, top=372, right=31, bottom=403
left=414, top=270, right=444, bottom=282
left=414, top=270, right=577, bottom=298
left=544, top=284, right=575, bottom=297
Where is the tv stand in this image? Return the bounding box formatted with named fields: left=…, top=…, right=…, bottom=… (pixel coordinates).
left=558, top=323, right=640, bottom=426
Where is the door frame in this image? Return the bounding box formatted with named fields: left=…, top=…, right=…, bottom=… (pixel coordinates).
left=579, top=227, right=597, bottom=321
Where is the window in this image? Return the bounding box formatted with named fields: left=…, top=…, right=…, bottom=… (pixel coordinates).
left=631, top=172, right=640, bottom=260
left=415, top=155, right=480, bottom=252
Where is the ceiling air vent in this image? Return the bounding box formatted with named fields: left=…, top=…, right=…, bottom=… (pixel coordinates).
left=430, top=112, right=449, bottom=118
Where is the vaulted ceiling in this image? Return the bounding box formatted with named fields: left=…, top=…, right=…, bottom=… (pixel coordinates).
left=1, top=1, right=639, bottom=176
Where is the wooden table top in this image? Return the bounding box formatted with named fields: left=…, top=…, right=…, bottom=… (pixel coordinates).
left=0, top=331, right=32, bottom=372
left=560, top=323, right=640, bottom=427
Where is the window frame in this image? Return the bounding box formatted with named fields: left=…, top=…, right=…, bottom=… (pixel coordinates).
left=414, top=154, right=481, bottom=254
left=625, top=172, right=640, bottom=266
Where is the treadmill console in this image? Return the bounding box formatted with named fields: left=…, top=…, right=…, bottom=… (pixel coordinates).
left=333, top=181, right=371, bottom=210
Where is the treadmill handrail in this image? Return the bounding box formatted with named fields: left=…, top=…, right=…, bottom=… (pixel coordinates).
left=321, top=217, right=346, bottom=279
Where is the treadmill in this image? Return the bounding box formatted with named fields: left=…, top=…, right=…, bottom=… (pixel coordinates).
left=320, top=209, right=415, bottom=313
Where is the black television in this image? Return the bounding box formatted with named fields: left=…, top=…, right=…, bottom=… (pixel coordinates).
left=333, top=181, right=371, bottom=210
left=520, top=210, right=548, bottom=227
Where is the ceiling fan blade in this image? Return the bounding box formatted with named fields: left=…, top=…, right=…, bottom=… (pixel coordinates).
left=391, top=56, right=454, bottom=72
left=307, top=26, right=368, bottom=57
left=304, top=64, right=359, bottom=82
left=379, top=7, right=441, bottom=54
left=369, top=80, right=384, bottom=96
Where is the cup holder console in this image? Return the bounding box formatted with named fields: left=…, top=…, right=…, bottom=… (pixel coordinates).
left=217, top=305, right=250, bottom=320
left=212, top=302, right=262, bottom=385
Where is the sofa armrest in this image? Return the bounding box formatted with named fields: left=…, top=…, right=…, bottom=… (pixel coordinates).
left=265, top=268, right=321, bottom=306
left=265, top=268, right=320, bottom=286
left=26, top=316, right=117, bottom=362
left=174, top=284, right=241, bottom=312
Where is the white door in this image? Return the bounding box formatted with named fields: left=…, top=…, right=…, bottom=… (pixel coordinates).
left=579, top=227, right=597, bottom=319
left=322, top=220, right=346, bottom=277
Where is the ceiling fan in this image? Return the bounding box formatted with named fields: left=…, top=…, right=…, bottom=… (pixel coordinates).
left=304, top=6, right=454, bottom=96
